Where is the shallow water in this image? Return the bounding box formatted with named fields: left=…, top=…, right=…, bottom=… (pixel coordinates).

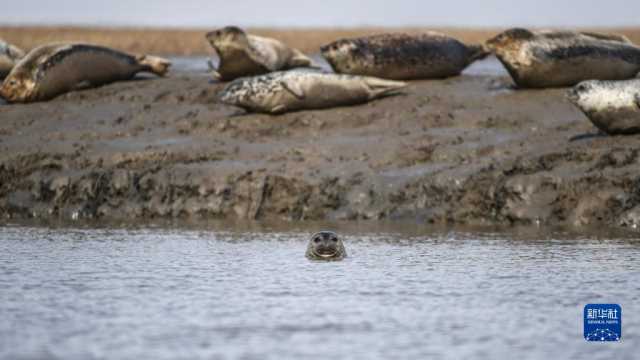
left=167, top=55, right=510, bottom=77
left=0, top=223, right=638, bottom=360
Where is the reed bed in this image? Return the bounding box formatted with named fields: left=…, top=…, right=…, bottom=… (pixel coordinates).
left=2, top=26, right=639, bottom=56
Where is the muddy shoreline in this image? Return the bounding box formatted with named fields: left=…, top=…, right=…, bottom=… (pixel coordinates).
left=1, top=65, right=640, bottom=228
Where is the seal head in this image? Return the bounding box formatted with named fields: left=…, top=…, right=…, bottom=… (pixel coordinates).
left=0, top=67, right=36, bottom=102
left=306, top=231, right=346, bottom=261
left=206, top=26, right=248, bottom=50
left=485, top=28, right=535, bottom=50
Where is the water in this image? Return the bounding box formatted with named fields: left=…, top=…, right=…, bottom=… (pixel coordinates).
left=0, top=223, right=638, bottom=360
left=168, top=55, right=510, bottom=77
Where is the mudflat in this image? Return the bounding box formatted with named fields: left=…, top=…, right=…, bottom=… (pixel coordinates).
left=1, top=28, right=639, bottom=228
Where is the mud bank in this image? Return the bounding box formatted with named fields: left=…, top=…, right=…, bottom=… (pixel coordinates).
left=1, top=72, right=639, bottom=228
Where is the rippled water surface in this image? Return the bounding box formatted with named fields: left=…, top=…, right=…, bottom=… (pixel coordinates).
left=1, top=224, right=638, bottom=360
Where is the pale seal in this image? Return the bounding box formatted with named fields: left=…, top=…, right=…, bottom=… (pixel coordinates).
left=567, top=79, right=640, bottom=135
left=306, top=231, right=347, bottom=261
left=218, top=69, right=407, bottom=114
left=0, top=39, right=25, bottom=79
left=486, top=28, right=640, bottom=88
left=320, top=32, right=489, bottom=80
left=0, top=43, right=171, bottom=103
left=206, top=26, right=315, bottom=81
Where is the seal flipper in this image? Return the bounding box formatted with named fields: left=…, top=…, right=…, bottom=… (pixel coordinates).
left=206, top=59, right=222, bottom=80
left=288, top=50, right=315, bottom=68
left=363, top=77, right=408, bottom=99
left=580, top=32, right=632, bottom=44
left=136, top=55, right=171, bottom=77
left=270, top=104, right=287, bottom=114
left=280, top=79, right=305, bottom=99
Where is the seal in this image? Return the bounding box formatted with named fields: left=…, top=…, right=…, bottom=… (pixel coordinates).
left=0, top=39, right=25, bottom=79
left=0, top=43, right=171, bottom=103
left=486, top=28, right=640, bottom=88
left=320, top=32, right=489, bottom=80
left=206, top=26, right=315, bottom=81
left=306, top=231, right=347, bottom=261
left=218, top=69, right=407, bottom=114
left=567, top=79, right=640, bottom=135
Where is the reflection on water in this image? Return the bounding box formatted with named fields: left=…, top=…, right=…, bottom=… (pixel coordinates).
left=0, top=223, right=638, bottom=360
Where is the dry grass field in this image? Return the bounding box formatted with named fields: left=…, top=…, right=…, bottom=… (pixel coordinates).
left=2, top=26, right=640, bottom=55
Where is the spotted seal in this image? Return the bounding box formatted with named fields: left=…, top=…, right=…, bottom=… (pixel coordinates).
left=306, top=231, right=346, bottom=261
left=567, top=79, right=640, bottom=135
left=0, top=39, right=25, bottom=79
left=206, top=26, right=315, bottom=81
left=218, top=69, right=407, bottom=114
left=320, top=32, right=489, bottom=80
left=486, top=28, right=640, bottom=88
left=0, top=43, right=171, bottom=103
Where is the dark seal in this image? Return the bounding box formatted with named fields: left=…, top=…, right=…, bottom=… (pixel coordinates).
left=320, top=32, right=488, bottom=80
left=0, top=43, right=170, bottom=103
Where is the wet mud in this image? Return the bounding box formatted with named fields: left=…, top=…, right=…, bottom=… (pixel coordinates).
left=1, top=72, right=639, bottom=228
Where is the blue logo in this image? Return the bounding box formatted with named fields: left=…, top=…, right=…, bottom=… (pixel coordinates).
left=584, top=304, right=621, bottom=342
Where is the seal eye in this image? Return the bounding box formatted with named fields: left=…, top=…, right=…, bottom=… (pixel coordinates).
left=313, top=237, right=321, bottom=243
left=331, top=237, right=338, bottom=242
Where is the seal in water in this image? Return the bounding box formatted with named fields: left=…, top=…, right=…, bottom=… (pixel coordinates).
left=206, top=26, right=315, bottom=81
left=486, top=28, right=640, bottom=88
left=218, top=69, right=407, bottom=114
left=0, top=43, right=171, bottom=103
left=567, top=79, right=640, bottom=135
left=0, top=39, right=25, bottom=79
left=320, top=32, right=489, bottom=80
left=306, top=231, right=347, bottom=261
